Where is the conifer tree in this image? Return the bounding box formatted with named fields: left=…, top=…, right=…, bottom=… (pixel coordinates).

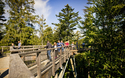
left=0, top=0, right=6, bottom=43
left=52, top=4, right=81, bottom=41
left=43, top=26, right=53, bottom=44
left=78, top=0, right=125, bottom=77
left=38, top=14, right=48, bottom=45
left=2, top=0, right=37, bottom=45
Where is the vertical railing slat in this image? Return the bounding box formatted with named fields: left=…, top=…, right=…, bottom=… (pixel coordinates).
left=64, top=46, right=66, bottom=62
left=36, top=52, right=41, bottom=78
left=60, top=47, right=62, bottom=68
left=2, top=47, right=3, bottom=53
left=33, top=45, right=34, bottom=51
left=52, top=50, right=55, bottom=76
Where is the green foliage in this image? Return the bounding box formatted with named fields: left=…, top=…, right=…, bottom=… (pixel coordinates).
left=38, top=15, right=48, bottom=45
left=0, top=0, right=38, bottom=46
left=0, top=0, right=6, bottom=42
left=52, top=4, right=81, bottom=41
left=78, top=0, right=125, bottom=77
left=43, top=26, right=53, bottom=44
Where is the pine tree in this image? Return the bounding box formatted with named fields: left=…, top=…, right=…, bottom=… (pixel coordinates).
left=28, top=30, right=40, bottom=45
left=0, top=0, right=6, bottom=43
left=2, top=0, right=37, bottom=45
left=78, top=0, right=125, bottom=77
left=38, top=14, right=48, bottom=45
left=52, top=4, right=81, bottom=41
left=43, top=26, right=53, bottom=44
left=53, top=28, right=60, bottom=42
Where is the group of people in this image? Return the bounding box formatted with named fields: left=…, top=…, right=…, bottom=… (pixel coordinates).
left=11, top=40, right=83, bottom=62
left=12, top=41, right=21, bottom=49
left=44, top=40, right=80, bottom=61
left=44, top=40, right=65, bottom=61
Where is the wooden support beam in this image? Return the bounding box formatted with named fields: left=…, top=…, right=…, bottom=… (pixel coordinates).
left=33, top=46, right=34, bottom=51
left=9, top=54, right=34, bottom=78
left=60, top=48, right=62, bottom=68
left=66, top=48, right=68, bottom=60
left=2, top=47, right=3, bottom=53
left=52, top=50, right=55, bottom=76
left=9, top=46, right=76, bottom=78
left=36, top=52, right=41, bottom=78
left=70, top=58, right=77, bottom=78
left=58, top=58, right=70, bottom=78
left=64, top=48, right=66, bottom=62
left=54, top=73, right=58, bottom=78
left=68, top=47, right=70, bottom=58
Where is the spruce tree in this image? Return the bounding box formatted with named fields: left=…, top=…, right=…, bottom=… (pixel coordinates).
left=38, top=14, right=48, bottom=45
left=78, top=0, right=125, bottom=77
left=0, top=0, right=6, bottom=43
left=52, top=4, right=81, bottom=41
left=43, top=26, right=53, bottom=44
left=2, top=0, right=37, bottom=45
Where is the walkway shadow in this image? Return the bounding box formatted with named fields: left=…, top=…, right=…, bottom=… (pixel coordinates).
left=0, top=69, right=9, bottom=78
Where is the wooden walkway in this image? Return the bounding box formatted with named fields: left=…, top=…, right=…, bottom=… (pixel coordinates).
left=0, top=45, right=45, bottom=78
left=0, top=45, right=90, bottom=78
left=0, top=56, right=9, bottom=78
left=8, top=46, right=77, bottom=78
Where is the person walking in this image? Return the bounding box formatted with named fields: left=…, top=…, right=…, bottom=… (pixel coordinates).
left=57, top=40, right=61, bottom=53
left=12, top=43, right=16, bottom=49
left=65, top=41, right=69, bottom=48
left=18, top=41, right=21, bottom=49
left=53, top=42, right=58, bottom=59
left=44, top=41, right=52, bottom=61
left=61, top=40, right=64, bottom=52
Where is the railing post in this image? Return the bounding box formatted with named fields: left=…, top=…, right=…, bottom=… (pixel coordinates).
left=64, top=46, right=66, bottom=62
left=52, top=50, right=55, bottom=76
left=66, top=47, right=68, bottom=59
left=33, top=45, right=34, bottom=51
left=23, top=47, right=24, bottom=52
left=68, top=47, right=69, bottom=58
left=2, top=47, right=3, bottom=53
left=72, top=45, right=73, bottom=50
left=68, top=47, right=70, bottom=58
left=22, top=47, right=25, bottom=61
left=36, top=52, right=41, bottom=78
left=70, top=47, right=73, bottom=55
left=60, top=47, right=62, bottom=68
left=38, top=45, right=40, bottom=50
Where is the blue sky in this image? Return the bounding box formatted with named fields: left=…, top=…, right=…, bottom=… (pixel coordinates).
left=34, top=0, right=89, bottom=30
left=4, top=0, right=89, bottom=31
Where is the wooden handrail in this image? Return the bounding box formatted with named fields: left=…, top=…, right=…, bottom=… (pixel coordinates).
left=9, top=46, right=75, bottom=78
left=10, top=46, right=69, bottom=55
left=0, top=45, right=46, bottom=55
left=10, top=48, right=42, bottom=52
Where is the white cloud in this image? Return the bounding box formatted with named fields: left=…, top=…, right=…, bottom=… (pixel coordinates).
left=3, top=2, right=10, bottom=20
left=34, top=0, right=51, bottom=19
left=4, top=0, right=51, bottom=20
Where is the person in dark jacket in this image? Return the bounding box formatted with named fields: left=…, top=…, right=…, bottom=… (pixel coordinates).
left=57, top=40, right=61, bottom=52
left=44, top=41, right=52, bottom=61
left=12, top=43, right=16, bottom=49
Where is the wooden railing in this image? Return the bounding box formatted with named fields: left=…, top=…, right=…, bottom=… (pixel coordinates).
left=0, top=45, right=45, bottom=55
left=9, top=46, right=75, bottom=78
